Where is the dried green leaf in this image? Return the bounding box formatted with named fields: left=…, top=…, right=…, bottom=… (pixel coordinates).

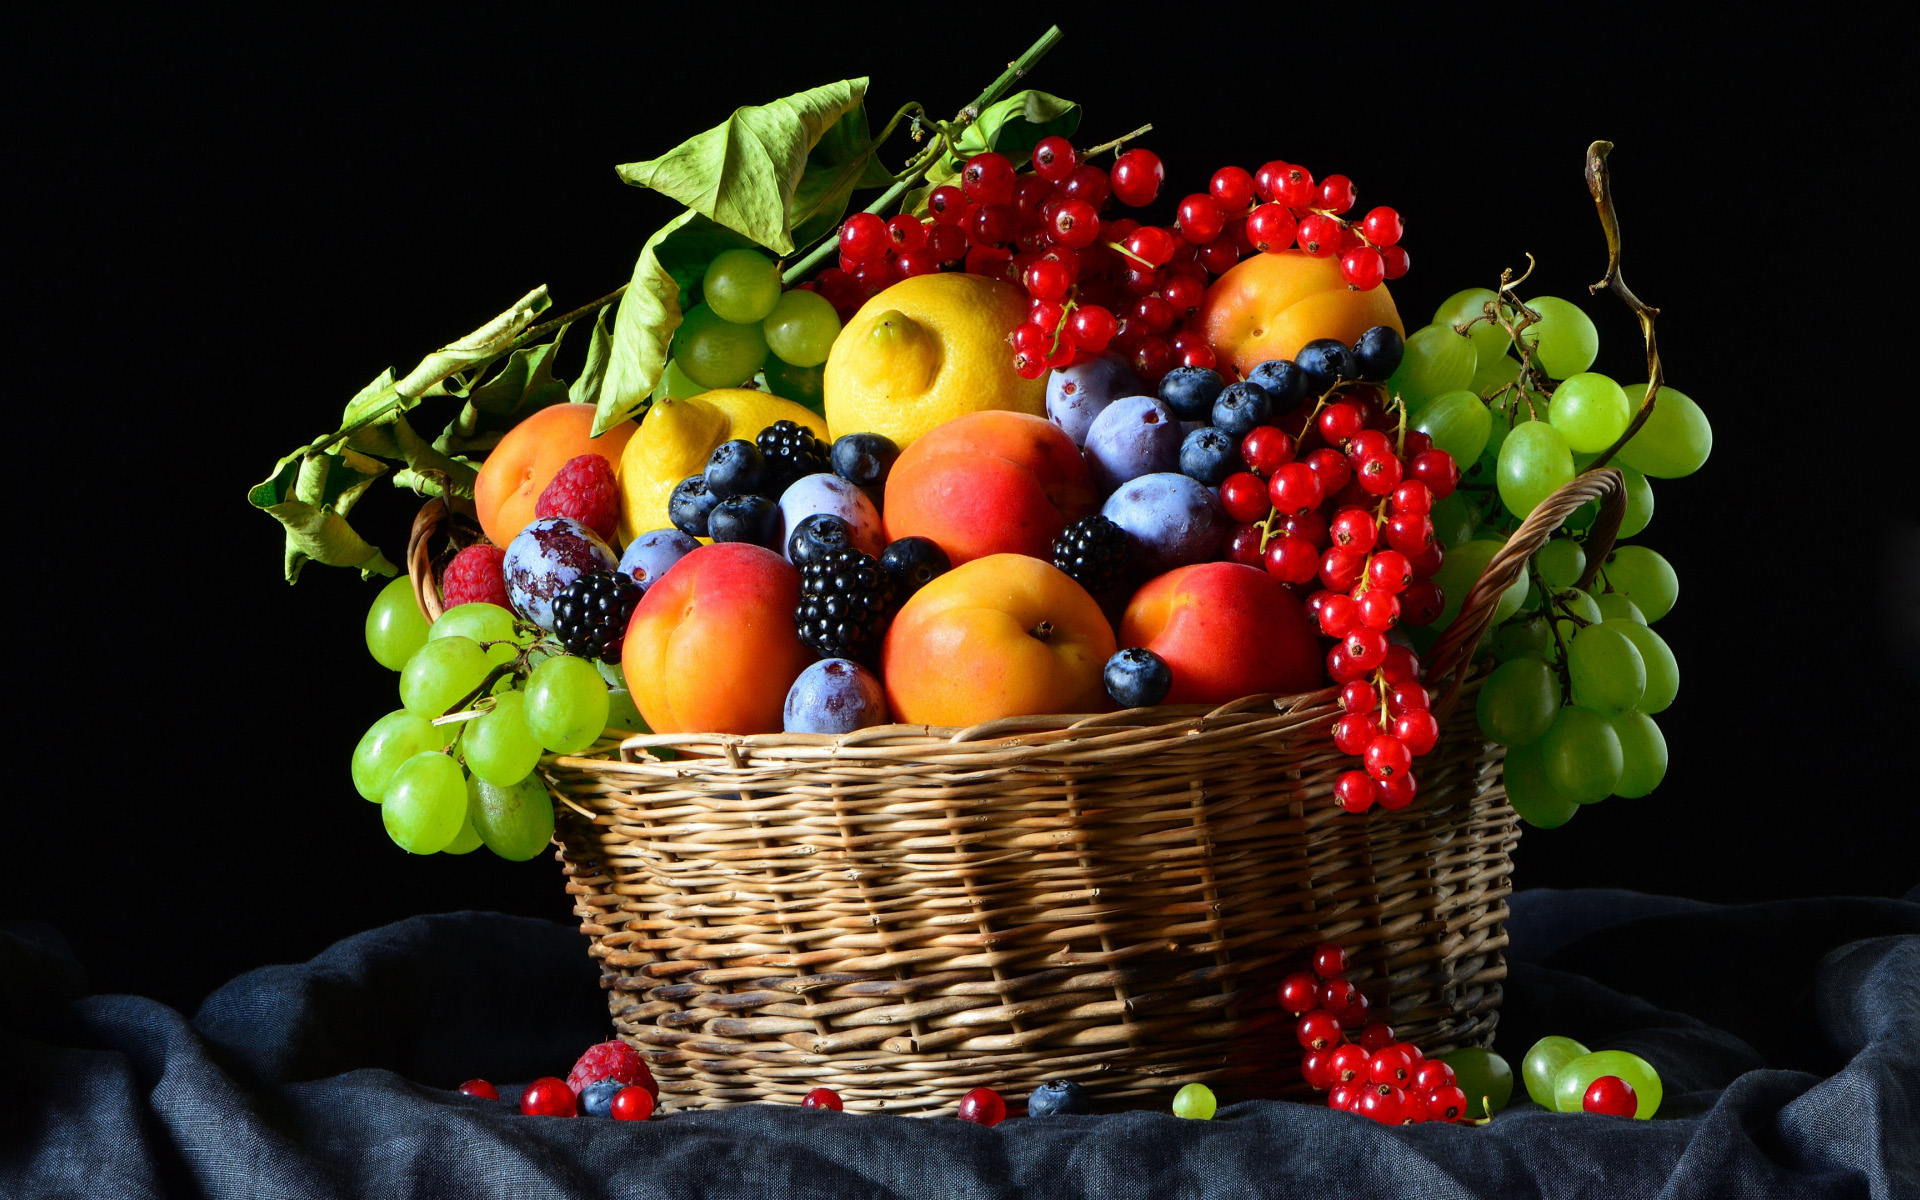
left=248, top=450, right=395, bottom=582
left=615, top=79, right=869, bottom=254
left=568, top=307, right=615, bottom=406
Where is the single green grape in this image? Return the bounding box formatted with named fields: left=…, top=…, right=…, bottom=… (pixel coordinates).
left=472, top=773, right=556, bottom=861
left=762, top=288, right=843, bottom=368
left=1518, top=297, right=1599, bottom=378
left=352, top=709, right=451, bottom=801
left=1607, top=710, right=1668, bottom=798
left=762, top=356, right=826, bottom=415
left=1615, top=386, right=1711, bottom=478
left=1431, top=538, right=1529, bottom=632
left=653, top=357, right=704, bottom=402
left=1595, top=593, right=1647, bottom=625
left=1433, top=288, right=1514, bottom=365
left=1429, top=491, right=1480, bottom=549
left=1478, top=658, right=1559, bottom=747
left=366, top=575, right=430, bottom=671
left=430, top=602, right=525, bottom=667
left=1503, top=741, right=1579, bottom=829
left=1539, top=705, right=1623, bottom=803
left=702, top=248, right=783, bottom=325
left=1533, top=538, right=1586, bottom=589
left=606, top=686, right=647, bottom=734
left=399, top=636, right=493, bottom=720
left=381, top=752, right=468, bottom=854
left=1548, top=373, right=1631, bottom=453
left=673, top=302, right=768, bottom=389
left=1522, top=1035, right=1590, bottom=1107
left=1618, top=466, right=1655, bottom=540
left=463, top=689, right=543, bottom=787
left=1470, top=351, right=1522, bottom=397
left=524, top=654, right=610, bottom=754
left=1606, top=620, right=1677, bottom=713
left=1497, top=420, right=1575, bottom=520
left=1386, top=324, right=1477, bottom=409
left=1602, top=545, right=1679, bottom=622
left=1552, top=1049, right=1662, bottom=1118
left=1568, top=624, right=1647, bottom=713
left=1171, top=1083, right=1216, bottom=1120
left=1439, top=1047, right=1514, bottom=1119
left=1487, top=614, right=1555, bottom=664
left=1414, top=390, right=1493, bottom=466
left=441, top=792, right=483, bottom=855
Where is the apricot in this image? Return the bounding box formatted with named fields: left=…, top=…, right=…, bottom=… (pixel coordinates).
left=882, top=554, right=1116, bottom=727
left=473, top=403, right=636, bottom=549
left=883, top=411, right=1099, bottom=565
left=1193, top=251, right=1404, bottom=380
left=622, top=542, right=816, bottom=734
left=1119, top=563, right=1323, bottom=705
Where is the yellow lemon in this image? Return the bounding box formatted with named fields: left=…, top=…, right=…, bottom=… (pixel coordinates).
left=615, top=388, right=827, bottom=544
left=823, top=272, right=1044, bottom=449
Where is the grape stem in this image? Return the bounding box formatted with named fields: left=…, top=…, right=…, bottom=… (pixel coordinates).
left=1584, top=141, right=1664, bottom=470
left=1527, top=559, right=1575, bottom=705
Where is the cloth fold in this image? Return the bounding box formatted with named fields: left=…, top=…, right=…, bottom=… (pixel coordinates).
left=4, top=890, right=1915, bottom=1199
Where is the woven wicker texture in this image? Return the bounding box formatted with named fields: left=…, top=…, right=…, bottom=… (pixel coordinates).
left=418, top=469, right=1625, bottom=1114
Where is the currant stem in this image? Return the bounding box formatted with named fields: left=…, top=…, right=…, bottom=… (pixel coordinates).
left=1079, top=123, right=1155, bottom=161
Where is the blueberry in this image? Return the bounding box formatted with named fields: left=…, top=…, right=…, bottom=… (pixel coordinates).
left=879, top=537, right=950, bottom=599
left=830, top=432, right=900, bottom=490
left=1026, top=1079, right=1091, bottom=1118
left=706, top=494, right=779, bottom=546
left=580, top=1079, right=623, bottom=1118
left=1179, top=425, right=1240, bottom=486
left=1104, top=648, right=1172, bottom=708
left=668, top=476, right=720, bottom=538
left=1353, top=326, right=1405, bottom=382
left=1157, top=365, right=1227, bottom=421
left=1294, top=339, right=1357, bottom=395
left=1247, top=360, right=1310, bottom=407
left=704, top=439, right=767, bottom=498
left=789, top=513, right=854, bottom=568
left=1211, top=381, right=1273, bottom=436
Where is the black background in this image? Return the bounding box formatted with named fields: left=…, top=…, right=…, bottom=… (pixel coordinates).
left=13, top=10, right=1915, bottom=1015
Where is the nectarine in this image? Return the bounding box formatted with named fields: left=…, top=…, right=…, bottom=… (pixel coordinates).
left=474, top=403, right=635, bottom=549
left=1119, top=563, right=1323, bottom=705
left=883, top=411, right=1098, bottom=566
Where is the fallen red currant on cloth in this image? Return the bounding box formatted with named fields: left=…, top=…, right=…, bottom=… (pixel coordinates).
left=610, top=1085, right=655, bottom=1121
left=957, top=1087, right=1007, bottom=1126
left=1583, top=1075, right=1638, bottom=1117
left=457, top=1079, right=498, bottom=1100
left=802, top=1087, right=845, bottom=1111
left=519, top=1077, right=577, bottom=1117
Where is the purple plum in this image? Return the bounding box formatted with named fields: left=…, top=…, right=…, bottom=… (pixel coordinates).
left=782, top=659, right=890, bottom=734
left=617, top=529, right=699, bottom=591
left=1100, top=472, right=1228, bottom=574
left=502, top=516, right=617, bottom=630
left=1082, top=394, right=1182, bottom=493
left=1046, top=354, right=1139, bottom=446
left=776, top=473, right=883, bottom=561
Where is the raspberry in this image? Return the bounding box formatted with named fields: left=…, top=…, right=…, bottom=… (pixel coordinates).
left=566, top=1040, right=656, bottom=1099
left=535, top=455, right=621, bottom=542
left=440, top=544, right=510, bottom=609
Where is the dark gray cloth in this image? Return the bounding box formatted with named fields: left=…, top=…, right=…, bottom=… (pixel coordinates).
left=4, top=888, right=1917, bottom=1199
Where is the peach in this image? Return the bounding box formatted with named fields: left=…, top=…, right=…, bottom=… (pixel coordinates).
left=1193, top=250, right=1404, bottom=380
left=882, top=553, right=1116, bottom=727
left=1119, top=563, right=1323, bottom=705
left=883, top=410, right=1099, bottom=565
left=473, top=403, right=636, bottom=549
left=622, top=542, right=816, bottom=734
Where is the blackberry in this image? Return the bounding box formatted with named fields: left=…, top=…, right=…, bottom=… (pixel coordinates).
left=552, top=570, right=642, bottom=662
left=795, top=549, right=895, bottom=661
left=757, top=420, right=831, bottom=495
left=1052, top=514, right=1131, bottom=593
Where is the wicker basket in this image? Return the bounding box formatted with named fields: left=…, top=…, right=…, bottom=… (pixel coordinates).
left=411, top=468, right=1625, bottom=1114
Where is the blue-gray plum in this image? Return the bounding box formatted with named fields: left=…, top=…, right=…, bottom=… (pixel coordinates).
left=617, top=529, right=698, bottom=591
left=783, top=659, right=890, bottom=734
left=1082, top=394, right=1182, bottom=492
left=503, top=517, right=618, bottom=630
left=1046, top=354, right=1139, bottom=446
left=1100, top=473, right=1228, bottom=573
left=776, top=473, right=883, bottom=560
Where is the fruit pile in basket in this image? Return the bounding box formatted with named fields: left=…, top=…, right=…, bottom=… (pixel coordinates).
left=253, top=31, right=1706, bottom=859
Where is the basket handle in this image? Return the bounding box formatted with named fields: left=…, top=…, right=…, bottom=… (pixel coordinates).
left=406, top=494, right=450, bottom=626
left=1424, top=467, right=1626, bottom=715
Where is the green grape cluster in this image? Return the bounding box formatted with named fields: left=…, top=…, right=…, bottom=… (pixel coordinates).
left=667, top=248, right=843, bottom=409
left=356, top=596, right=645, bottom=858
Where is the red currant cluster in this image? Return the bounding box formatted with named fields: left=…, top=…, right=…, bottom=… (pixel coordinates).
left=1211, top=389, right=1461, bottom=812
left=814, top=137, right=1405, bottom=386
left=1283, top=943, right=1470, bottom=1124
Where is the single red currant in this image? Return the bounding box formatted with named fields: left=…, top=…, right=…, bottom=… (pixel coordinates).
left=1379, top=646, right=1421, bottom=686
left=839, top=212, right=889, bottom=263
left=1209, top=166, right=1255, bottom=212
left=1344, top=627, right=1389, bottom=671
left=1386, top=680, right=1430, bottom=712
left=1125, top=225, right=1179, bottom=268
left=1319, top=402, right=1366, bottom=444
left=1271, top=163, right=1315, bottom=207
left=957, top=1086, right=1007, bottom=1126
left=1131, top=294, right=1175, bottom=334
left=1319, top=548, right=1366, bottom=593
left=1296, top=213, right=1342, bottom=257
left=962, top=152, right=1016, bottom=206
left=1583, top=1076, right=1638, bottom=1118
left=1278, top=970, right=1322, bottom=1014
left=1239, top=426, right=1296, bottom=475
left=967, top=203, right=1016, bottom=248
left=1245, top=203, right=1299, bottom=254
left=1332, top=711, right=1384, bottom=756
left=1318, top=592, right=1359, bottom=638
left=927, top=222, right=968, bottom=263
left=1329, top=508, right=1377, bottom=554
left=1340, top=679, right=1377, bottom=713
left=1311, top=942, right=1347, bottom=978
left=1023, top=258, right=1073, bottom=303
left=1359, top=1022, right=1396, bottom=1053
left=1363, top=734, right=1412, bottom=781
left=520, top=1077, right=578, bottom=1118
left=1318, top=175, right=1357, bottom=214
left=1333, top=987, right=1371, bottom=1029
left=1265, top=536, right=1320, bottom=585
left=1386, top=513, right=1435, bottom=557
left=1393, top=710, right=1440, bottom=757
left=894, top=248, right=939, bottom=278
left=1129, top=336, right=1175, bottom=381
left=1220, top=472, right=1271, bottom=523
left=1110, top=148, right=1165, bottom=207
left=1330, top=1043, right=1371, bottom=1085
left=458, top=1079, right=498, bottom=1100
left=1356, top=452, right=1403, bottom=496
left=1268, top=462, right=1324, bottom=516
left=1390, top=481, right=1434, bottom=515
left=1304, top=448, right=1351, bottom=498
left=1367, top=1046, right=1415, bottom=1087
left=1357, top=589, right=1399, bottom=630
left=1298, top=1009, right=1343, bottom=1051
left=928, top=185, right=968, bottom=224
left=1031, top=135, right=1077, bottom=182
left=1367, top=551, right=1414, bottom=594
left=1223, top=523, right=1265, bottom=567
left=1362, top=206, right=1404, bottom=246
left=1399, top=580, right=1444, bottom=627
left=1328, top=1083, right=1361, bottom=1112
left=1341, top=246, right=1386, bottom=291
left=611, top=1085, right=655, bottom=1121
left=1410, top=449, right=1460, bottom=499
left=1426, top=1084, right=1469, bottom=1123
left=1382, top=244, right=1411, bottom=280
left=1326, top=643, right=1364, bottom=684
left=1376, top=771, right=1418, bottom=810
left=1068, top=305, right=1118, bottom=353
left=1360, top=1084, right=1407, bottom=1124
left=1176, top=193, right=1226, bottom=243
left=1412, top=1061, right=1456, bottom=1093
left=802, top=1087, right=845, bottom=1111
left=1301, top=1049, right=1336, bottom=1091
left=1319, top=977, right=1359, bottom=1012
